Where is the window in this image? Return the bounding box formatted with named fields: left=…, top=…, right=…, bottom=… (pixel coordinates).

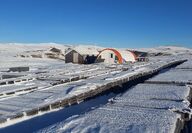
left=110, top=53, right=113, bottom=58
left=115, top=56, right=118, bottom=60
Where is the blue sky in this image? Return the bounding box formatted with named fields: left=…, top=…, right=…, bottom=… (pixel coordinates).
left=0, top=0, right=191, bottom=48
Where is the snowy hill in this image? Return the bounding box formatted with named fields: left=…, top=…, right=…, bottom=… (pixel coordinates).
left=134, top=46, right=192, bottom=56
left=0, top=43, right=103, bottom=58
left=0, top=43, right=191, bottom=60
left=0, top=43, right=103, bottom=68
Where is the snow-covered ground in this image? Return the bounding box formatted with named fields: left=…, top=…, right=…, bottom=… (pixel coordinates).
left=36, top=82, right=191, bottom=133
left=0, top=43, right=191, bottom=132
left=36, top=58, right=192, bottom=133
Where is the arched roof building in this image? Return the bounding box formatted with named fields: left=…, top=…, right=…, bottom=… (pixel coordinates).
left=96, top=48, right=137, bottom=64
left=119, top=50, right=137, bottom=63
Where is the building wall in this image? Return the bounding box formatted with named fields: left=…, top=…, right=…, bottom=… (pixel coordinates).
left=98, top=50, right=118, bottom=64
left=65, top=50, right=74, bottom=63
left=65, top=50, right=84, bottom=64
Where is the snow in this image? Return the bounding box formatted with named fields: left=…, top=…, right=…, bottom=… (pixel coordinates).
left=37, top=83, right=190, bottom=133
left=36, top=59, right=192, bottom=133
left=0, top=83, right=36, bottom=94
left=176, top=59, right=192, bottom=69
left=0, top=60, right=132, bottom=127
left=135, top=46, right=192, bottom=56
left=69, top=46, right=100, bottom=56
left=0, top=44, right=191, bottom=132
left=147, top=68, right=192, bottom=84
left=114, top=83, right=190, bottom=110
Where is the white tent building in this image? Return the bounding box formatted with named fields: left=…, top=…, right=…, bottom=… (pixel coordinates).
left=96, top=48, right=137, bottom=64
left=119, top=50, right=137, bottom=63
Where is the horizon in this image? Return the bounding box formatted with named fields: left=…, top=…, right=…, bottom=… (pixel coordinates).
left=0, top=0, right=192, bottom=48
left=0, top=42, right=191, bottom=49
